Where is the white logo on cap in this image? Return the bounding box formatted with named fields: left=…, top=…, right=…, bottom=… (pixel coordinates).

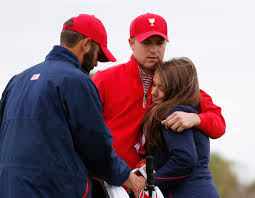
left=149, top=18, right=155, bottom=26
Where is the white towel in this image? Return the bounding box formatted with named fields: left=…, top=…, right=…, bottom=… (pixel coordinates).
left=138, top=187, right=164, bottom=198
left=104, top=182, right=130, bottom=198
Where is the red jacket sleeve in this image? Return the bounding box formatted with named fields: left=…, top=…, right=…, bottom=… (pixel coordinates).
left=197, top=89, right=226, bottom=139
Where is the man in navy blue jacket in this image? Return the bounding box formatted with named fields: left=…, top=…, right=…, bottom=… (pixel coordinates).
left=0, top=14, right=143, bottom=198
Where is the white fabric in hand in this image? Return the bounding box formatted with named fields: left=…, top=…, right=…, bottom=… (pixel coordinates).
left=104, top=182, right=130, bottom=198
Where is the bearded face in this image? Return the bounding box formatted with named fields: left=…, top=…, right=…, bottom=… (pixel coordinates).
left=81, top=43, right=98, bottom=73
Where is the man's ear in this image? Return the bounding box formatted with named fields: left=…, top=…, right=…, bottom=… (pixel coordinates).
left=81, top=38, right=92, bottom=53
left=128, top=38, right=135, bottom=51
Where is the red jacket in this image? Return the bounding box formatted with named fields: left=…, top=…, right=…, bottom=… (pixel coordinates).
left=92, top=55, right=225, bottom=169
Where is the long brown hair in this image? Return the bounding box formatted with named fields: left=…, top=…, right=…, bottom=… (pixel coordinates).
left=141, top=57, right=200, bottom=153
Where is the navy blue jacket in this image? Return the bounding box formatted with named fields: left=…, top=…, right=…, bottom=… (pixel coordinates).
left=0, top=46, right=130, bottom=198
left=153, top=105, right=220, bottom=198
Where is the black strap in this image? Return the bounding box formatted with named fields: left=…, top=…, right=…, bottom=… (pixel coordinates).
left=145, top=155, right=155, bottom=197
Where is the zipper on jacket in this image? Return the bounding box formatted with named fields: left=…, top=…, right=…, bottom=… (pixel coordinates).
left=138, top=66, right=152, bottom=109
left=143, top=93, right=147, bottom=108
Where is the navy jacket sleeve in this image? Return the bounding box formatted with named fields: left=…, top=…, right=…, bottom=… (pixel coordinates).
left=153, top=105, right=198, bottom=188
left=60, top=75, right=130, bottom=186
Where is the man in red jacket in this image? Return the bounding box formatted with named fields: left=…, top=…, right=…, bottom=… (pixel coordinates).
left=92, top=13, right=226, bottom=170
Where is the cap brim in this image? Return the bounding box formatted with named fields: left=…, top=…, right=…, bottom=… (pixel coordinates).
left=135, top=31, right=169, bottom=42
left=98, top=45, right=117, bottom=62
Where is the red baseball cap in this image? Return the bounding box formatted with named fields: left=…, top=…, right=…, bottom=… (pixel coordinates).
left=130, top=13, right=168, bottom=42
left=63, top=14, right=116, bottom=62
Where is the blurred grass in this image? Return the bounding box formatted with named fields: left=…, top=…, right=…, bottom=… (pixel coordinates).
left=210, top=153, right=255, bottom=198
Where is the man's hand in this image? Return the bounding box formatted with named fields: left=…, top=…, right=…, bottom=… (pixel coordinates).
left=161, top=112, right=201, bottom=132
left=134, top=176, right=146, bottom=198
left=124, top=172, right=146, bottom=198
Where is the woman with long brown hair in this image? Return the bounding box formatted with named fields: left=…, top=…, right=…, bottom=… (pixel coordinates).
left=141, top=57, right=220, bottom=198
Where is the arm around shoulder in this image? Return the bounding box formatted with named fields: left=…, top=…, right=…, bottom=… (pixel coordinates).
left=197, top=89, right=226, bottom=139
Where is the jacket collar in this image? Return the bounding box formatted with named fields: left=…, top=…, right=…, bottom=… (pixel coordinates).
left=45, top=45, right=81, bottom=69
left=127, top=55, right=140, bottom=77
